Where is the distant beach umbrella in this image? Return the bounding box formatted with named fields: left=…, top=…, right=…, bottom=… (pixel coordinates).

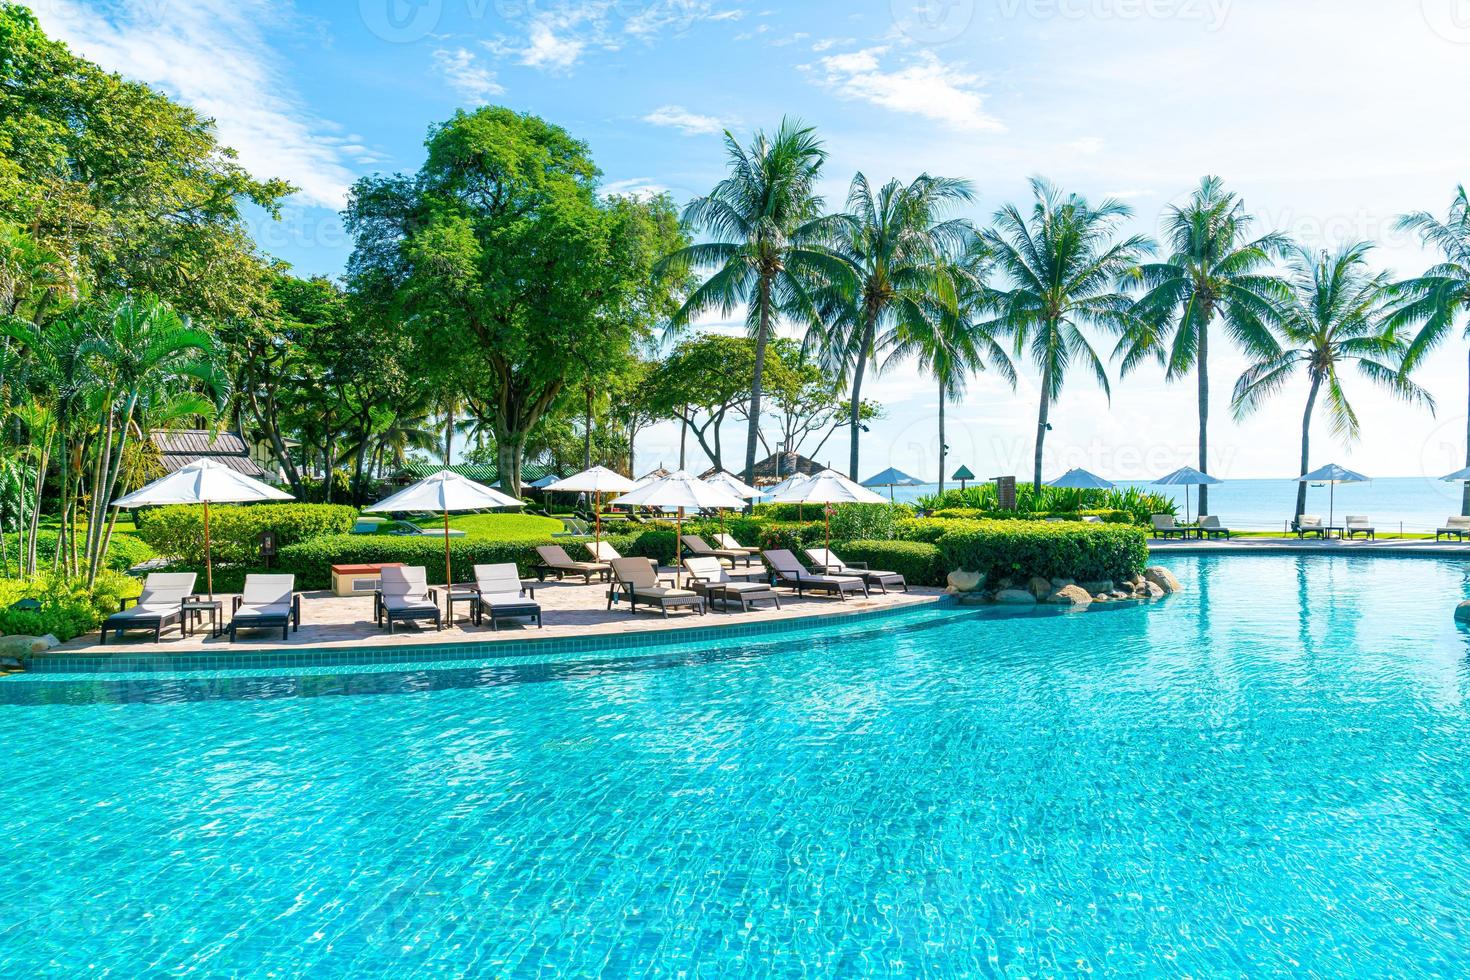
left=366, top=470, right=521, bottom=613
left=546, top=466, right=637, bottom=542
left=1442, top=466, right=1470, bottom=482
left=1297, top=463, right=1369, bottom=526
left=113, top=459, right=293, bottom=599
left=861, top=466, right=927, bottom=501
left=951, top=465, right=976, bottom=490
left=1046, top=468, right=1115, bottom=490
left=1153, top=466, right=1224, bottom=523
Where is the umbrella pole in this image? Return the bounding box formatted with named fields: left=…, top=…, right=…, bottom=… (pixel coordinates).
left=595, top=492, right=602, bottom=545
left=1330, top=482, right=1335, bottom=528
left=444, top=509, right=452, bottom=618
left=204, top=499, right=213, bottom=600
left=825, top=506, right=831, bottom=557
left=675, top=507, right=683, bottom=582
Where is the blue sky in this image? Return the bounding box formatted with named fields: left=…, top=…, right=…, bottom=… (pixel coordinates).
left=32, top=0, right=1470, bottom=483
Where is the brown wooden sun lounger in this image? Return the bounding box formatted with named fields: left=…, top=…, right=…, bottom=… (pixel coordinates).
left=535, top=545, right=611, bottom=583
left=607, top=558, right=705, bottom=617
left=681, top=534, right=759, bottom=567
left=762, top=550, right=867, bottom=600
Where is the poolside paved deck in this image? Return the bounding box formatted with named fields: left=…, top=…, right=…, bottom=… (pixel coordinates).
left=1148, top=536, right=1470, bottom=557
left=49, top=577, right=945, bottom=659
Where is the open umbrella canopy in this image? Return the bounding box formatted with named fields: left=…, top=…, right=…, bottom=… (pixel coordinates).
left=527, top=474, right=563, bottom=489
left=364, top=470, right=521, bottom=513
left=1154, top=465, right=1223, bottom=487
left=113, top=459, right=294, bottom=598
left=951, top=465, right=976, bottom=482
left=765, top=470, right=887, bottom=506
left=862, top=466, right=926, bottom=489
left=1443, top=466, right=1470, bottom=482
left=761, top=472, right=814, bottom=499
left=704, top=470, right=761, bottom=500
left=1298, top=463, right=1370, bottom=484
left=546, top=465, right=636, bottom=494
left=1047, top=468, right=1115, bottom=490
left=113, top=458, right=292, bottom=508
left=609, top=470, right=746, bottom=511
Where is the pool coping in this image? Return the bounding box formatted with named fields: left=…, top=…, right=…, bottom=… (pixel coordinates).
left=1149, top=539, right=1470, bottom=557
left=21, top=595, right=951, bottom=675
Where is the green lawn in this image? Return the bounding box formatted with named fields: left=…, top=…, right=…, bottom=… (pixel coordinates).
left=444, top=513, right=565, bottom=541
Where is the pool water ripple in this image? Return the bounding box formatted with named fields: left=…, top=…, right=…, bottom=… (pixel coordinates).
left=4, top=555, right=1470, bottom=976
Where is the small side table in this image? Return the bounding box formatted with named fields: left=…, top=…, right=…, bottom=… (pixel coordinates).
left=446, top=587, right=480, bottom=626
left=180, top=598, right=223, bottom=638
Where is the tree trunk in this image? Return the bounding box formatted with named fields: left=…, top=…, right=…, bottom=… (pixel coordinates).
left=444, top=403, right=455, bottom=466
left=743, top=279, right=771, bottom=484
left=1296, top=371, right=1323, bottom=520
left=583, top=388, right=593, bottom=469
left=1033, top=360, right=1052, bottom=493
left=1197, top=319, right=1210, bottom=517
left=678, top=414, right=688, bottom=470
left=937, top=378, right=946, bottom=496
left=497, top=438, right=523, bottom=498
left=847, top=316, right=875, bottom=480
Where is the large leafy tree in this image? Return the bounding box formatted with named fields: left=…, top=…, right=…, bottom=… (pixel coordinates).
left=1232, top=243, right=1431, bottom=519
left=983, top=178, right=1151, bottom=491
left=0, top=3, right=288, bottom=322
left=820, top=173, right=975, bottom=480
left=662, top=119, right=846, bottom=483
left=345, top=107, right=686, bottom=494
left=1117, top=177, right=1289, bottom=515
left=1390, top=187, right=1470, bottom=514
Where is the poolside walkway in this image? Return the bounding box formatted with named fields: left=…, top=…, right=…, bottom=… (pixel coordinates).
left=48, top=577, right=945, bottom=659
left=1149, top=536, right=1470, bottom=557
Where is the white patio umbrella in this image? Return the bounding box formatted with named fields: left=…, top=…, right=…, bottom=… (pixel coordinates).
left=112, top=459, right=294, bottom=599
left=703, top=470, right=762, bottom=535
left=610, top=470, right=746, bottom=570
left=1297, top=463, right=1370, bottom=527
left=1154, top=465, right=1224, bottom=524
left=545, top=465, right=636, bottom=543
left=762, top=472, right=813, bottom=499
left=365, top=470, right=521, bottom=614
left=764, top=468, right=887, bottom=556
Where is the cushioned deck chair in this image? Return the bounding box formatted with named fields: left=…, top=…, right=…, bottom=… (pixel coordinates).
left=1293, top=514, right=1326, bottom=539
left=1437, top=516, right=1470, bottom=541
left=376, top=566, right=441, bottom=633
left=683, top=557, right=780, bottom=613
left=607, top=557, right=705, bottom=617
left=229, top=574, right=300, bottom=642
left=1197, top=515, right=1231, bottom=540
left=1150, top=515, right=1189, bottom=539
left=762, top=550, right=867, bottom=600
left=586, top=540, right=622, bottom=563
left=714, top=533, right=761, bottom=556
left=534, top=545, right=610, bottom=583
left=471, top=563, right=541, bottom=630
left=680, top=534, right=759, bottom=567
left=804, top=547, right=908, bottom=594
left=1344, top=515, right=1375, bottom=540
left=100, top=572, right=197, bottom=645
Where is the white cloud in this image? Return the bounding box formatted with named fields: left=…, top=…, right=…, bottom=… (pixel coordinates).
left=601, top=177, right=671, bottom=199
left=32, top=0, right=358, bottom=209
left=486, top=1, right=731, bottom=71
left=641, top=104, right=726, bottom=136
left=811, top=37, right=854, bottom=52
left=808, top=47, right=1004, bottom=133
left=433, top=48, right=504, bottom=104
left=1070, top=136, right=1105, bottom=155
left=521, top=20, right=587, bottom=70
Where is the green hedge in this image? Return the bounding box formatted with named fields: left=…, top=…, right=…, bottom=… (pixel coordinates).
left=0, top=531, right=154, bottom=573
left=930, top=508, right=1134, bottom=524
left=832, top=540, right=943, bottom=586
left=931, top=519, right=1148, bottom=584
left=135, top=503, right=357, bottom=563
left=0, top=571, right=141, bottom=641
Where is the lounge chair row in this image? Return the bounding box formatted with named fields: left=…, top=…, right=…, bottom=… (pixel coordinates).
left=102, top=573, right=301, bottom=644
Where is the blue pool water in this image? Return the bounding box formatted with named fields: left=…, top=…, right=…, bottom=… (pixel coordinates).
left=5, top=555, right=1470, bottom=976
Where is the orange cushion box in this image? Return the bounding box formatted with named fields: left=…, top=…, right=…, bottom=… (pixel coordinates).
left=331, top=563, right=405, bottom=597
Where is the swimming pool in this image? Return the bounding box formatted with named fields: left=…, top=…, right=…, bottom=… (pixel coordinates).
left=4, top=554, right=1470, bottom=975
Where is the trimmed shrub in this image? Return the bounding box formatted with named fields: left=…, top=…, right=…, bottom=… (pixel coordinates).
left=135, top=503, right=357, bottom=563
left=832, top=539, right=944, bottom=586
left=895, top=518, right=953, bottom=544
left=0, top=531, right=155, bottom=572
left=930, top=508, right=1134, bottom=524
left=934, top=519, right=1148, bottom=584
left=918, top=484, right=1176, bottom=525
left=0, top=571, right=141, bottom=641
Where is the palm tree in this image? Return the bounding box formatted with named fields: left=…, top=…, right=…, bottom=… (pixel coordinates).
left=662, top=119, right=848, bottom=483
left=1116, top=177, right=1289, bottom=516
left=982, top=177, right=1152, bottom=491
left=1390, top=187, right=1470, bottom=513
left=1232, top=243, right=1432, bottom=518
left=821, top=173, right=975, bottom=480
left=887, top=254, right=1016, bottom=493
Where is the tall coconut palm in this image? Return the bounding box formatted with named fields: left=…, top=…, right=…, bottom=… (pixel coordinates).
left=1232, top=243, right=1432, bottom=518
left=1116, top=176, right=1289, bottom=515
left=982, top=177, right=1152, bottom=491
left=887, top=255, right=1015, bottom=493
left=1389, top=187, right=1470, bottom=513
left=820, top=173, right=976, bottom=479
left=662, top=119, right=848, bottom=483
